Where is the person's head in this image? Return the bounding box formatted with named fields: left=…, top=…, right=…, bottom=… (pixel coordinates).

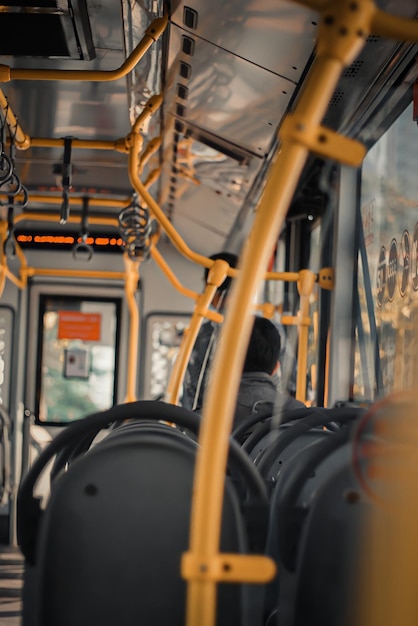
left=243, top=316, right=281, bottom=376
left=204, top=251, right=238, bottom=308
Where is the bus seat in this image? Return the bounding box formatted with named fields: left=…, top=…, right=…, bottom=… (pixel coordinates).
left=279, top=462, right=368, bottom=626
left=254, top=407, right=364, bottom=481
left=19, top=401, right=268, bottom=626
left=263, top=423, right=365, bottom=625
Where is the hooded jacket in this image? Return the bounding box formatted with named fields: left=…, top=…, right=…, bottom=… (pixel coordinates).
left=233, top=371, right=305, bottom=428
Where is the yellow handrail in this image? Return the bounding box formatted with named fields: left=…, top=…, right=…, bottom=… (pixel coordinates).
left=295, top=270, right=316, bottom=402
left=150, top=247, right=198, bottom=303
left=0, top=16, right=168, bottom=84
left=123, top=255, right=141, bottom=402
left=13, top=135, right=131, bottom=153
left=0, top=89, right=30, bottom=149
left=181, top=0, right=376, bottom=623
left=166, top=259, right=230, bottom=405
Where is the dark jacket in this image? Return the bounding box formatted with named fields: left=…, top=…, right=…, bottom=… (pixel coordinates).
left=233, top=371, right=305, bottom=428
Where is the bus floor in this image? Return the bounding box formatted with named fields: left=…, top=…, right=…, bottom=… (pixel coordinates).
left=0, top=545, right=23, bottom=626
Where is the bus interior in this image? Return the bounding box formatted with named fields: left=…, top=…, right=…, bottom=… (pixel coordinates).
left=0, top=0, right=417, bottom=625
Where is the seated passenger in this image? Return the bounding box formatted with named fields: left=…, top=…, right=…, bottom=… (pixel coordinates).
left=234, top=316, right=305, bottom=428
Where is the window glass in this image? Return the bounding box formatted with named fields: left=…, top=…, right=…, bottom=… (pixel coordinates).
left=355, top=103, right=418, bottom=401
left=37, top=297, right=119, bottom=424
left=143, top=314, right=189, bottom=400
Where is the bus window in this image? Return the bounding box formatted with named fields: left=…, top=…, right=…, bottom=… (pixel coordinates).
left=355, top=102, right=418, bottom=401
left=142, top=313, right=190, bottom=400
left=36, top=296, right=120, bottom=425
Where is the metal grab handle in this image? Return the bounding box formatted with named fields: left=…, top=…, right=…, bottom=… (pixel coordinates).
left=60, top=137, right=73, bottom=224
left=72, top=196, right=93, bottom=261
left=0, top=152, right=13, bottom=185
left=72, top=239, right=94, bottom=262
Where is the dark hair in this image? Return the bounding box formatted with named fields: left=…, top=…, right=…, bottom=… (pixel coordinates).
left=203, top=252, right=238, bottom=294
left=243, top=316, right=281, bottom=375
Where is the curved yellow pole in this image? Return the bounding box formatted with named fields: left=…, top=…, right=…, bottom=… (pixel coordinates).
left=0, top=16, right=168, bottom=83
left=150, top=247, right=198, bottom=302
left=166, top=259, right=230, bottom=405
left=129, top=127, right=329, bottom=286
left=182, top=1, right=374, bottom=623
left=139, top=136, right=162, bottom=174
left=3, top=94, right=161, bottom=152
left=0, top=89, right=30, bottom=149
left=150, top=245, right=224, bottom=323
left=128, top=132, right=214, bottom=271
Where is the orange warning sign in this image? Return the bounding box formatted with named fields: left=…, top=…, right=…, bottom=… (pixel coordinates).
left=58, top=311, right=102, bottom=341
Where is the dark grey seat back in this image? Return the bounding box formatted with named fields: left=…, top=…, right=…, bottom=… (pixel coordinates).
left=19, top=401, right=269, bottom=626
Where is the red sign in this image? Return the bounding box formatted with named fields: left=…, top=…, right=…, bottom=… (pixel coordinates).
left=58, top=311, right=101, bottom=341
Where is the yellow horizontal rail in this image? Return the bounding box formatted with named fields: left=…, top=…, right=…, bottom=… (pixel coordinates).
left=6, top=195, right=131, bottom=209
left=14, top=136, right=131, bottom=153
left=0, top=16, right=168, bottom=83
left=23, top=267, right=126, bottom=280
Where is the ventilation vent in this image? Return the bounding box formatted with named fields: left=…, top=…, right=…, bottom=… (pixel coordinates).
left=344, top=60, right=364, bottom=79
left=0, top=0, right=95, bottom=59
left=328, top=91, right=344, bottom=107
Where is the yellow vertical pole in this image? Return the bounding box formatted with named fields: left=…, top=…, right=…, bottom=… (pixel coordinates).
left=295, top=270, right=316, bottom=402
left=184, top=2, right=369, bottom=621
left=123, top=255, right=141, bottom=402
left=166, top=286, right=217, bottom=405
left=167, top=259, right=230, bottom=405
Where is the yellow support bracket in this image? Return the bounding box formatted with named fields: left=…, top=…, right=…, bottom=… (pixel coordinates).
left=280, top=115, right=366, bottom=167
left=281, top=315, right=311, bottom=327
left=317, top=267, right=334, bottom=289
left=139, top=136, right=162, bottom=174
left=182, top=553, right=276, bottom=584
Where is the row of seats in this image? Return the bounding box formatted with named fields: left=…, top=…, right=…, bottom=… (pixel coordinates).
left=232, top=404, right=369, bottom=625
left=17, top=399, right=391, bottom=625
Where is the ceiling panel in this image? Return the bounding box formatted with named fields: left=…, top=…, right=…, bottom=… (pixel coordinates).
left=166, top=23, right=296, bottom=157
left=170, top=0, right=317, bottom=81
